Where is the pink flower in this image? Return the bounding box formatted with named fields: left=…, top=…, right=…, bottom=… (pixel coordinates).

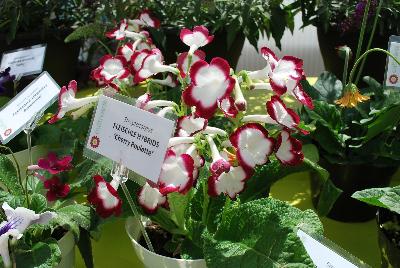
left=266, top=95, right=301, bottom=131
left=134, top=49, right=179, bottom=83
left=183, top=57, right=235, bottom=119
left=180, top=26, right=214, bottom=54
left=44, top=176, right=70, bottom=201
left=98, top=55, right=130, bottom=83
left=88, top=175, right=122, bottom=218
left=158, top=149, right=195, bottom=195
left=208, top=165, right=252, bottom=199
left=37, top=152, right=73, bottom=174
left=175, top=114, right=208, bottom=137
left=230, top=123, right=275, bottom=171
left=106, top=20, right=128, bottom=40
left=176, top=50, right=206, bottom=78
left=138, top=182, right=167, bottom=214
left=48, top=80, right=98, bottom=124
left=274, top=130, right=304, bottom=165
left=260, top=47, right=303, bottom=96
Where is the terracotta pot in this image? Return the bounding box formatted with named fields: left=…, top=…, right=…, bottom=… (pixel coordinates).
left=377, top=208, right=400, bottom=268
left=317, top=27, right=392, bottom=84
left=311, top=158, right=398, bottom=222
left=125, top=217, right=206, bottom=268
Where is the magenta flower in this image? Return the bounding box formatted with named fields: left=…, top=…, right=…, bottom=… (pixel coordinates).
left=88, top=175, right=122, bottom=218
left=44, top=176, right=70, bottom=201
left=37, top=152, right=73, bottom=175
left=183, top=57, right=235, bottom=119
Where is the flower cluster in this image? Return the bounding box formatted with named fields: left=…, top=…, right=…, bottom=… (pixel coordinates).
left=48, top=11, right=313, bottom=218
left=29, top=152, right=72, bottom=201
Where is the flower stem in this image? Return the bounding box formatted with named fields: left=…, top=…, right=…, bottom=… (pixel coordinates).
left=120, top=182, right=155, bottom=252
left=355, top=0, right=383, bottom=84
left=342, top=47, right=351, bottom=86
left=348, top=48, right=400, bottom=85
left=97, top=39, right=113, bottom=55
left=354, top=0, right=371, bottom=62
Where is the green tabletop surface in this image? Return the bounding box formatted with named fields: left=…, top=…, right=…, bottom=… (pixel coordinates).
left=75, top=83, right=399, bottom=267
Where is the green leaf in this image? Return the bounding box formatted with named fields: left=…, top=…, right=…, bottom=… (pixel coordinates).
left=312, top=72, right=343, bottom=103
left=54, top=204, right=95, bottom=239
left=77, top=228, right=94, bottom=268
left=168, top=191, right=192, bottom=232
left=270, top=7, right=286, bottom=49
left=16, top=239, right=62, bottom=268
left=0, top=191, right=23, bottom=208
left=306, top=101, right=342, bottom=131
left=226, top=19, right=240, bottom=49
left=180, top=238, right=204, bottom=260
left=0, top=97, right=11, bottom=108
left=75, top=158, right=113, bottom=189
left=202, top=198, right=323, bottom=268
left=30, top=193, right=47, bottom=213
left=0, top=154, right=23, bottom=195
left=352, top=186, right=400, bottom=214
left=64, top=23, right=104, bottom=43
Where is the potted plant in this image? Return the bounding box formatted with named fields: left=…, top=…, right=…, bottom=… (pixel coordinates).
left=352, top=186, right=400, bottom=268
left=65, top=0, right=296, bottom=71
left=293, top=0, right=400, bottom=82
left=40, top=12, right=345, bottom=266
left=0, top=0, right=97, bottom=86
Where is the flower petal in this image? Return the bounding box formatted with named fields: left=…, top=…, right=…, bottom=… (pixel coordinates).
left=138, top=183, right=167, bottom=214
left=88, top=175, right=122, bottom=218
left=179, top=26, right=214, bottom=48
left=175, top=114, right=207, bottom=137
left=176, top=50, right=206, bottom=78
left=208, top=166, right=251, bottom=199
left=266, top=96, right=300, bottom=130
left=218, top=96, right=238, bottom=118
left=275, top=130, right=304, bottom=165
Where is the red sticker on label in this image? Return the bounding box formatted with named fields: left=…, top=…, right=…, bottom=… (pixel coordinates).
left=389, top=74, right=398, bottom=84
left=4, top=128, right=12, bottom=137
left=90, top=136, right=100, bottom=148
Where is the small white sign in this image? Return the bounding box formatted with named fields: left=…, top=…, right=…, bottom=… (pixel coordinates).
left=86, top=95, right=175, bottom=183
left=385, top=36, right=400, bottom=88
left=297, top=230, right=368, bottom=268
left=0, top=44, right=46, bottom=77
left=0, top=72, right=60, bottom=144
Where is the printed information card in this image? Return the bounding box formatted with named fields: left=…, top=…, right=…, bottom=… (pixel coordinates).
left=385, top=35, right=400, bottom=88
left=297, top=229, right=370, bottom=268
left=0, top=44, right=46, bottom=77
left=0, top=72, right=60, bottom=144
left=85, top=94, right=175, bottom=183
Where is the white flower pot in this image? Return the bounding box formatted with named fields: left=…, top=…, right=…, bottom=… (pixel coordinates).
left=57, top=231, right=75, bottom=268
left=125, top=217, right=207, bottom=268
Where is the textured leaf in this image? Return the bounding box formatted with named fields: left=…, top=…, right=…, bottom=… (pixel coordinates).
left=16, top=239, right=61, bottom=268
left=53, top=204, right=95, bottom=239
left=312, top=72, right=343, bottom=103
left=168, top=191, right=192, bottom=231
left=203, top=198, right=323, bottom=268
left=306, top=101, right=342, bottom=131
left=0, top=191, right=23, bottom=208
left=0, top=154, right=23, bottom=195
left=30, top=193, right=47, bottom=213
left=75, top=157, right=113, bottom=189
left=64, top=23, right=104, bottom=42
left=352, top=186, right=400, bottom=214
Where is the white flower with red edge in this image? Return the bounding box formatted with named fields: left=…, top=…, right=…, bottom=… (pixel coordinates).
left=98, top=55, right=130, bottom=83
left=180, top=26, right=214, bottom=54
left=266, top=95, right=302, bottom=132
left=286, top=80, right=314, bottom=110
left=158, top=149, right=195, bottom=195
left=208, top=165, right=252, bottom=199
left=218, top=96, right=238, bottom=118
left=130, top=49, right=152, bottom=73
left=135, top=93, right=152, bottom=109
left=138, top=182, right=167, bottom=214
left=230, top=123, right=275, bottom=171
left=176, top=50, right=206, bottom=78
left=129, top=10, right=160, bottom=29
left=206, top=135, right=231, bottom=176
left=175, top=114, right=208, bottom=137
left=106, top=19, right=128, bottom=40
left=48, top=80, right=98, bottom=124
left=151, top=74, right=179, bottom=88
left=88, top=175, right=122, bottom=218
left=183, top=57, right=235, bottom=119
left=275, top=130, right=304, bottom=165
left=134, top=49, right=179, bottom=83
left=261, top=47, right=303, bottom=96
left=117, top=42, right=137, bottom=62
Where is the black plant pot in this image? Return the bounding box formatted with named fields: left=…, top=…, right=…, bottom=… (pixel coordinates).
left=161, top=28, right=245, bottom=70
left=377, top=208, right=400, bottom=268
left=311, top=158, right=398, bottom=222
left=0, top=30, right=81, bottom=88
left=317, top=27, right=393, bottom=84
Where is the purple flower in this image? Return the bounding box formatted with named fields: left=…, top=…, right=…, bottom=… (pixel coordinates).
left=0, top=68, right=15, bottom=94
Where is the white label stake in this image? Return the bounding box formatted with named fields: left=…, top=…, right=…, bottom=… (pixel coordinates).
left=385, top=35, right=400, bottom=88
left=85, top=94, right=175, bottom=183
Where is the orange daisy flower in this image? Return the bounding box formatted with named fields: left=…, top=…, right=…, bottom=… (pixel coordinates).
left=335, top=84, right=370, bottom=108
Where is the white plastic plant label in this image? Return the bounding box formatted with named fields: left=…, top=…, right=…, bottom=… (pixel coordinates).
left=0, top=71, right=60, bottom=144
left=385, top=35, right=400, bottom=88
left=297, top=229, right=370, bottom=268
left=85, top=94, right=175, bottom=183
left=0, top=44, right=46, bottom=77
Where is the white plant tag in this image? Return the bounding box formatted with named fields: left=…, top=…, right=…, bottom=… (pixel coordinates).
left=0, top=44, right=46, bottom=77
left=85, top=94, right=175, bottom=183
left=0, top=72, right=60, bottom=144
left=385, top=35, right=400, bottom=87
left=297, top=229, right=371, bottom=268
